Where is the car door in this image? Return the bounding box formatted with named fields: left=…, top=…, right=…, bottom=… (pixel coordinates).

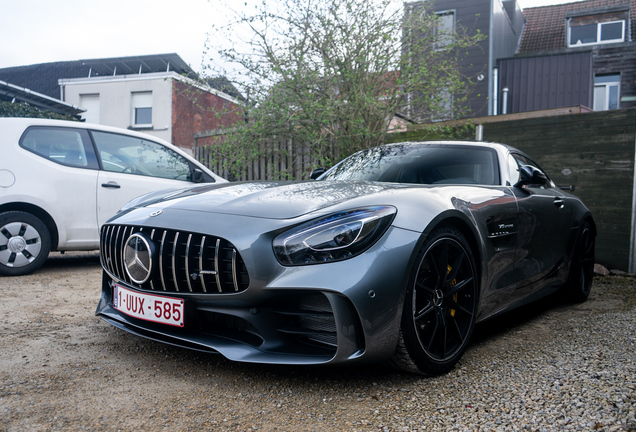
left=91, top=130, right=206, bottom=227
left=509, top=153, right=572, bottom=287
left=18, top=126, right=101, bottom=248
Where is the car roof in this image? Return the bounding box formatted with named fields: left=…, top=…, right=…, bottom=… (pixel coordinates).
left=382, top=140, right=521, bottom=154
left=0, top=117, right=171, bottom=145
left=0, top=117, right=226, bottom=182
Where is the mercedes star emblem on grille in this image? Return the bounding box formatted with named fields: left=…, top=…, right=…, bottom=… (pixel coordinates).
left=123, top=233, right=154, bottom=284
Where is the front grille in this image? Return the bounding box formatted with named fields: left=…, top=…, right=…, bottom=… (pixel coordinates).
left=101, top=224, right=250, bottom=294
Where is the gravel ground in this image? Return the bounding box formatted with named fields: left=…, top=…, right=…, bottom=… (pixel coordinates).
left=0, top=251, right=634, bottom=432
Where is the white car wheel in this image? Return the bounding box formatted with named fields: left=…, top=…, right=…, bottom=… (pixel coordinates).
left=0, top=211, right=51, bottom=276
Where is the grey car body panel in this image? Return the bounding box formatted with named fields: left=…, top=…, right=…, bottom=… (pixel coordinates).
left=96, top=141, right=594, bottom=366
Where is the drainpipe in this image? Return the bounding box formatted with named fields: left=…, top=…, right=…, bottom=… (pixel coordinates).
left=475, top=125, right=484, bottom=141
left=502, top=87, right=509, bottom=115
left=630, top=132, right=636, bottom=273
left=493, top=68, right=499, bottom=116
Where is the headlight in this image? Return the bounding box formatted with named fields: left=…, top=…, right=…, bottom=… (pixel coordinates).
left=273, top=206, right=396, bottom=266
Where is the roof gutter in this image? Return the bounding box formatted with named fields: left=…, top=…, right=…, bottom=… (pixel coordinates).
left=0, top=80, right=84, bottom=115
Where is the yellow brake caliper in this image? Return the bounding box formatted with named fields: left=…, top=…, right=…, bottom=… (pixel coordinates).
left=447, top=265, right=457, bottom=317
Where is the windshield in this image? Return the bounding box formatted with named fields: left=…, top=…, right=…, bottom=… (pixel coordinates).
left=321, top=144, right=500, bottom=186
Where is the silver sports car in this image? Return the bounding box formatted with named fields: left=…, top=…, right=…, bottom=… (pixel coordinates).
left=96, top=141, right=595, bottom=375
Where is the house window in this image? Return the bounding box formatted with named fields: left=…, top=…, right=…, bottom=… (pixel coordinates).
left=434, top=10, right=455, bottom=50
left=593, top=74, right=620, bottom=111
left=131, top=91, right=153, bottom=127
left=432, top=87, right=453, bottom=121
left=79, top=94, right=100, bottom=124
left=568, top=18, right=625, bottom=47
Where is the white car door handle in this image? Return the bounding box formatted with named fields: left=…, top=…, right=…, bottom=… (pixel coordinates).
left=101, top=182, right=121, bottom=189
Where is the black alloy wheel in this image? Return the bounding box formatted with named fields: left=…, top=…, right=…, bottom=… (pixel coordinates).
left=391, top=226, right=478, bottom=376
left=567, top=221, right=595, bottom=303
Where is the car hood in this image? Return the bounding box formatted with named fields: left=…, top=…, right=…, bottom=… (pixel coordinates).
left=136, top=180, right=412, bottom=219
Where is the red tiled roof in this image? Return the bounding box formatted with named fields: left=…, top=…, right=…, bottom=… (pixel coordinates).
left=519, top=0, right=636, bottom=53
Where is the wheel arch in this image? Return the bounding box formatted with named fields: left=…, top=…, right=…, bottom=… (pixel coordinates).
left=0, top=202, right=60, bottom=250
left=418, top=211, right=484, bottom=281
left=390, top=210, right=483, bottom=375
left=565, top=212, right=597, bottom=261
left=584, top=214, right=597, bottom=237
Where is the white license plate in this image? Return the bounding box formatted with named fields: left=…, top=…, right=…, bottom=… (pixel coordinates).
left=113, top=284, right=184, bottom=328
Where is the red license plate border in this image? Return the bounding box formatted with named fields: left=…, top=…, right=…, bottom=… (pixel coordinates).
left=113, top=283, right=186, bottom=328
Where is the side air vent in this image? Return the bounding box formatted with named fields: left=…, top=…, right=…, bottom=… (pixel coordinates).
left=275, top=293, right=337, bottom=351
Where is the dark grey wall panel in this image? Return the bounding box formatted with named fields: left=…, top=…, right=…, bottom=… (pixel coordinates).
left=497, top=52, right=593, bottom=113
left=482, top=109, right=636, bottom=271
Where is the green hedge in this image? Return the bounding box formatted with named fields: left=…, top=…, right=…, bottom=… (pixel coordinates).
left=385, top=124, right=476, bottom=144
left=0, top=101, right=80, bottom=121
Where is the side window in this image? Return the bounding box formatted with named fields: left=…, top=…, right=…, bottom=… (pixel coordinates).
left=511, top=153, right=554, bottom=189
left=507, top=154, right=521, bottom=185
left=19, top=127, right=98, bottom=169
left=91, top=131, right=192, bottom=181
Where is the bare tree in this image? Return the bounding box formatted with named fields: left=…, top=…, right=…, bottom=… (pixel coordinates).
left=202, top=0, right=484, bottom=179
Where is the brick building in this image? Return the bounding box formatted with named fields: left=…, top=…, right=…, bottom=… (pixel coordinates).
left=0, top=54, right=244, bottom=153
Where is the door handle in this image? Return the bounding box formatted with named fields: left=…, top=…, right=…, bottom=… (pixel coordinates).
left=553, top=198, right=565, bottom=209
left=101, top=182, right=121, bottom=189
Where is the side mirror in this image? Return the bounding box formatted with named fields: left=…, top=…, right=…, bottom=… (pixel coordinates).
left=515, top=165, right=548, bottom=188
left=559, top=185, right=576, bottom=192
left=310, top=168, right=326, bottom=180
left=192, top=168, right=204, bottom=183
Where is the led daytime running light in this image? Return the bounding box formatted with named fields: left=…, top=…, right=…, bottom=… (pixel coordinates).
left=273, top=206, right=396, bottom=266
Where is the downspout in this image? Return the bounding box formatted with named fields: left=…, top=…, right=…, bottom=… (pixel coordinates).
left=488, top=0, right=495, bottom=116
left=493, top=67, right=499, bottom=116
left=475, top=124, right=484, bottom=141
left=502, top=87, right=509, bottom=115
left=630, top=129, right=636, bottom=273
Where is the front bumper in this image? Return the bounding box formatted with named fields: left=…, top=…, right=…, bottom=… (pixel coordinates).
left=96, top=223, right=421, bottom=366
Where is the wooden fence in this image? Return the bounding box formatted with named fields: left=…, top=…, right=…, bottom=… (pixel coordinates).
left=193, top=129, right=335, bottom=181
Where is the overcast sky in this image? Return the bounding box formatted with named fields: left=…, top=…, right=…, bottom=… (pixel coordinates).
left=0, top=0, right=579, bottom=73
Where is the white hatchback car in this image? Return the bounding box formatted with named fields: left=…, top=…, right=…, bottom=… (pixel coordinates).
left=0, top=118, right=226, bottom=276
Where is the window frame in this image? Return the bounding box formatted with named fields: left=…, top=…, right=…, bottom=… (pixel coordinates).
left=433, top=9, right=456, bottom=51
left=90, top=130, right=195, bottom=182
left=567, top=19, right=625, bottom=47
left=509, top=152, right=555, bottom=189
left=130, top=91, right=153, bottom=129
left=593, top=74, right=621, bottom=111
left=19, top=126, right=100, bottom=170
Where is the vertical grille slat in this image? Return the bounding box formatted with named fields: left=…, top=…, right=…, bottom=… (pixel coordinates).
left=101, top=224, right=249, bottom=295
left=159, top=230, right=168, bottom=291
left=171, top=232, right=180, bottom=292
left=199, top=236, right=208, bottom=293
left=185, top=234, right=193, bottom=293
left=120, top=226, right=132, bottom=284
left=114, top=226, right=124, bottom=281
left=149, top=229, right=157, bottom=291
left=232, top=249, right=239, bottom=292
left=214, top=239, right=222, bottom=293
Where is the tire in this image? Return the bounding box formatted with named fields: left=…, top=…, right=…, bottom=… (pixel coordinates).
left=566, top=221, right=595, bottom=303
left=390, top=226, right=478, bottom=376
left=0, top=211, right=51, bottom=276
